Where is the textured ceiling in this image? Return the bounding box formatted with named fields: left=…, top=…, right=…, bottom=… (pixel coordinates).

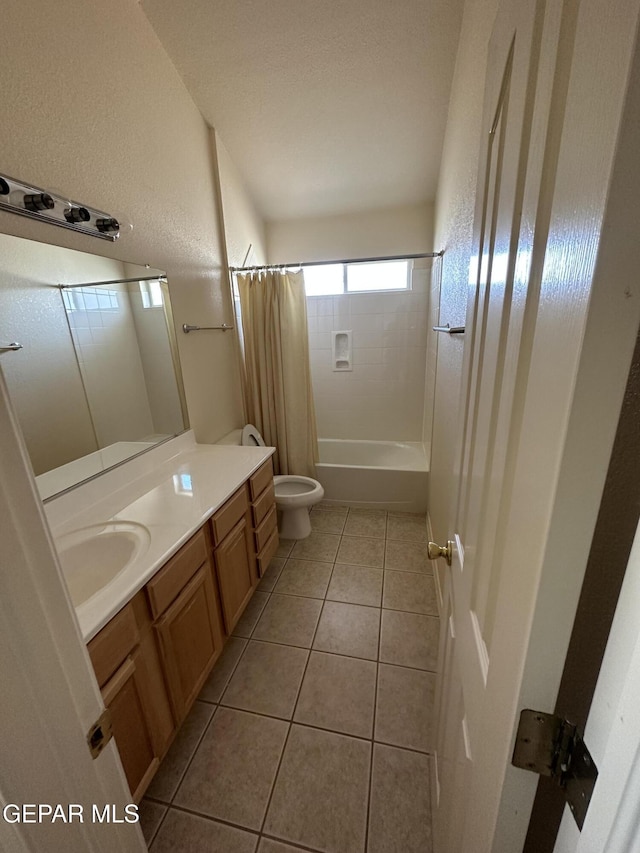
left=141, top=0, right=465, bottom=221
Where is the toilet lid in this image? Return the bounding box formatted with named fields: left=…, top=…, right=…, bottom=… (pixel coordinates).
left=241, top=424, right=265, bottom=447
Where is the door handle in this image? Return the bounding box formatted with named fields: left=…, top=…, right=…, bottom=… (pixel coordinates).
left=432, top=324, right=465, bottom=335
left=428, top=540, right=453, bottom=566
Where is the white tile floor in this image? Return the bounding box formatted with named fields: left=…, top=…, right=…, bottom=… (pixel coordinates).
left=140, top=506, right=439, bottom=853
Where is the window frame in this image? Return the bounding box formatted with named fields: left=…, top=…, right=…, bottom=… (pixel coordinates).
left=303, top=258, right=413, bottom=297
left=344, top=258, right=412, bottom=294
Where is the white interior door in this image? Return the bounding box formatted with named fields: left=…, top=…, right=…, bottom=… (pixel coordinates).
left=432, top=0, right=565, bottom=847
left=432, top=0, right=640, bottom=848
left=553, top=518, right=640, bottom=853
left=0, top=368, right=145, bottom=853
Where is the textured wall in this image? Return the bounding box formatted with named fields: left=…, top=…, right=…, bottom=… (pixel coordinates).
left=214, top=132, right=268, bottom=267
left=267, top=204, right=434, bottom=264
left=0, top=1, right=244, bottom=446
left=428, top=0, right=500, bottom=551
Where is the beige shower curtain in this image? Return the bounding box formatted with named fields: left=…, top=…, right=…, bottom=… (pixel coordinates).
left=236, top=268, right=318, bottom=477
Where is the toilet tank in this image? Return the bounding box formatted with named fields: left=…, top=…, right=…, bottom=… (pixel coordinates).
left=216, top=429, right=243, bottom=446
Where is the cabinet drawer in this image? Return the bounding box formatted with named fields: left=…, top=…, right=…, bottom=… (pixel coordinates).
left=146, top=528, right=207, bottom=620
left=211, top=485, right=249, bottom=546
left=89, top=602, right=139, bottom=687
left=254, top=503, right=277, bottom=552
left=249, top=458, right=274, bottom=501
left=256, top=527, right=279, bottom=577
left=252, top=480, right=275, bottom=526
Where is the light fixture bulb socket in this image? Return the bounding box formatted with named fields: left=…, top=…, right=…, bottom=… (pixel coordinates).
left=24, top=193, right=55, bottom=212
left=96, top=217, right=119, bottom=233
left=64, top=206, right=91, bottom=224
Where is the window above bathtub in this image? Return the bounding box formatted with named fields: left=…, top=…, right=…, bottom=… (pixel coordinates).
left=304, top=259, right=412, bottom=297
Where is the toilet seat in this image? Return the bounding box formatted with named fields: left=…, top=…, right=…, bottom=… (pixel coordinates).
left=274, top=474, right=324, bottom=506
left=241, top=424, right=265, bottom=447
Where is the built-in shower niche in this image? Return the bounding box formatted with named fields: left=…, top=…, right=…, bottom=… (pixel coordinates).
left=332, top=330, right=352, bottom=371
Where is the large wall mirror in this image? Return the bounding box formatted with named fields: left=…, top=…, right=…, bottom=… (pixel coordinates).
left=0, top=233, right=189, bottom=500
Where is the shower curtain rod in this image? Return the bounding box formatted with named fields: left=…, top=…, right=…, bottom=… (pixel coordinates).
left=58, top=275, right=167, bottom=289
left=229, top=250, right=443, bottom=273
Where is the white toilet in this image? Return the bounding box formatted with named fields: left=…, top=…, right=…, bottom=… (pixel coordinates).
left=241, top=425, right=324, bottom=539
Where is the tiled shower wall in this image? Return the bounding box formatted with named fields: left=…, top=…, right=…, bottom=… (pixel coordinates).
left=307, top=260, right=431, bottom=442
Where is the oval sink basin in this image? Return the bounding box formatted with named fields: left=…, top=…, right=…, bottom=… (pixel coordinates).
left=56, top=521, right=151, bottom=607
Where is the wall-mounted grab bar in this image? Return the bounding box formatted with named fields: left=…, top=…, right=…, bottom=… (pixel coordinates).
left=433, top=324, right=465, bottom=335
left=0, top=342, right=23, bottom=352
left=182, top=323, right=234, bottom=334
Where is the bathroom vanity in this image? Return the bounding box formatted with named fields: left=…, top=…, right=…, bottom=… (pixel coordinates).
left=46, top=436, right=278, bottom=803
left=0, top=232, right=279, bottom=803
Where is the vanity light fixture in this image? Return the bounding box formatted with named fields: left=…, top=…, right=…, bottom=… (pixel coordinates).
left=0, top=172, right=121, bottom=241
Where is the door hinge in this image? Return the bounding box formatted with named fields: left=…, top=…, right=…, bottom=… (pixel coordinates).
left=87, top=708, right=113, bottom=759
left=512, top=709, right=597, bottom=830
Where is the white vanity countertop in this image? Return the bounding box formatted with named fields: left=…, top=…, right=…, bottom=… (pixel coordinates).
left=47, top=439, right=275, bottom=643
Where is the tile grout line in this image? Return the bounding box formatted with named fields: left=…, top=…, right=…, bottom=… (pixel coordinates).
left=271, top=560, right=334, bottom=599
left=274, top=555, right=436, bottom=577
left=222, top=633, right=439, bottom=673
left=257, top=557, right=288, bottom=593
left=364, top=525, right=385, bottom=853
left=309, top=512, right=347, bottom=537
left=260, top=830, right=326, bottom=853
left=188, top=699, right=436, bottom=756
left=244, top=587, right=273, bottom=641
left=255, top=556, right=335, bottom=845
left=153, top=795, right=367, bottom=853
left=216, top=623, right=261, bottom=708
left=268, top=591, right=382, bottom=609
left=265, top=566, right=437, bottom=613
left=144, top=800, right=169, bottom=850
left=165, top=703, right=220, bottom=810
left=147, top=697, right=420, bottom=816
left=231, top=588, right=272, bottom=640
left=150, top=801, right=262, bottom=846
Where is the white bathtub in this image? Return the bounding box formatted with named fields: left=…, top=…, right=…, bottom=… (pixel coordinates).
left=315, top=439, right=429, bottom=513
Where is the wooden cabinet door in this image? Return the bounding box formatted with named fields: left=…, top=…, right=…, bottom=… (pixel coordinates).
left=214, top=514, right=255, bottom=634
left=154, top=565, right=223, bottom=723
left=102, top=654, right=158, bottom=802
left=130, top=592, right=176, bottom=758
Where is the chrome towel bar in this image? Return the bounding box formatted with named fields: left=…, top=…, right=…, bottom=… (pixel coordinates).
left=433, top=324, right=465, bottom=335
left=182, top=323, right=234, bottom=333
